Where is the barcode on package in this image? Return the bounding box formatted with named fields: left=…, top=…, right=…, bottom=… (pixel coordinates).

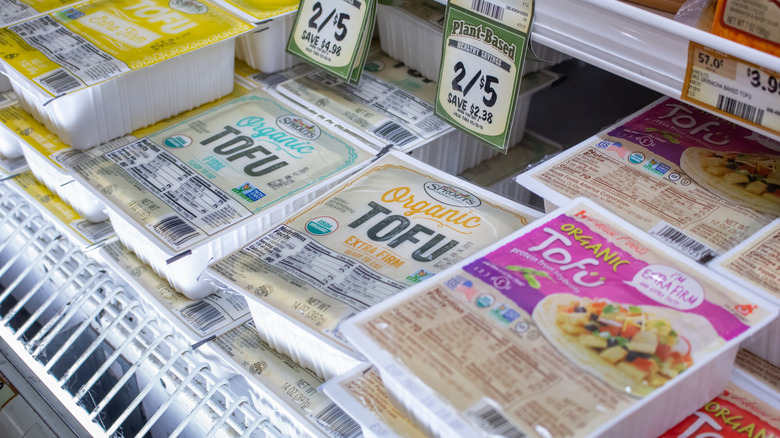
left=471, top=0, right=504, bottom=21
left=152, top=215, right=201, bottom=247
left=314, top=403, right=361, bottom=438
left=35, top=69, right=82, bottom=95
left=716, top=95, right=764, bottom=125
left=467, top=402, right=526, bottom=438
left=371, top=121, right=417, bottom=146
left=72, top=219, right=114, bottom=243
left=649, top=223, right=718, bottom=263
left=179, top=300, right=225, bottom=332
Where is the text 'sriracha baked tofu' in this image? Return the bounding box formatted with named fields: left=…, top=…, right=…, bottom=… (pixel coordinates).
left=342, top=197, right=778, bottom=438
left=69, top=88, right=375, bottom=300
left=207, top=151, right=542, bottom=379
left=517, top=97, right=779, bottom=263
left=0, top=0, right=252, bottom=149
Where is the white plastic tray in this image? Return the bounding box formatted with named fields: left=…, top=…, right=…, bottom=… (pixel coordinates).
left=236, top=13, right=301, bottom=74
left=342, top=197, right=779, bottom=438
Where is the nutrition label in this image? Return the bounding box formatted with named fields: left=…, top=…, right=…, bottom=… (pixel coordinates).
left=11, top=15, right=129, bottom=94
left=106, top=138, right=251, bottom=249
left=240, top=225, right=406, bottom=310
left=0, top=0, right=36, bottom=26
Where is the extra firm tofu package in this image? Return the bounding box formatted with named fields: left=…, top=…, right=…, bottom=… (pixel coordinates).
left=210, top=0, right=300, bottom=73
left=342, top=197, right=778, bottom=438
left=0, top=0, right=252, bottom=149
left=659, top=349, right=780, bottom=437
left=322, top=365, right=427, bottom=438
left=1, top=80, right=255, bottom=224
left=517, top=97, right=780, bottom=263
left=206, top=151, right=542, bottom=380
left=210, top=321, right=364, bottom=438
left=68, top=88, right=375, bottom=300
left=710, top=218, right=780, bottom=366
left=274, top=49, right=559, bottom=175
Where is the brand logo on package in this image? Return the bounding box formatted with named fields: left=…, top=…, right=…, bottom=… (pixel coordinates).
left=169, top=0, right=208, bottom=14
left=423, top=182, right=481, bottom=207
left=305, top=216, right=338, bottom=235
left=276, top=116, right=321, bottom=140
left=163, top=135, right=192, bottom=148
left=232, top=182, right=265, bottom=202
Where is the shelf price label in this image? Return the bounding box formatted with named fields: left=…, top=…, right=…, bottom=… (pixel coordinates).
left=287, top=0, right=375, bottom=84
left=683, top=41, right=780, bottom=136
left=435, top=0, right=533, bottom=153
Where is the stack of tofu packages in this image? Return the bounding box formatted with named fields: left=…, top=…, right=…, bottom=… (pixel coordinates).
left=0, top=0, right=778, bottom=437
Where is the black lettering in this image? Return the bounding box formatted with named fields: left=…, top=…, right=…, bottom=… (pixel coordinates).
left=367, top=215, right=410, bottom=242
left=412, top=235, right=458, bottom=262
left=348, top=201, right=390, bottom=228
left=387, top=224, right=433, bottom=248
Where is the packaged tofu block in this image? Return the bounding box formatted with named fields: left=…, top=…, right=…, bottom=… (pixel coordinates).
left=207, top=151, right=543, bottom=380
left=97, top=241, right=251, bottom=343
left=69, top=88, right=375, bottom=300
left=517, top=97, right=780, bottom=263
left=275, top=49, right=559, bottom=175
left=4, top=171, right=115, bottom=249
left=211, top=321, right=363, bottom=438
left=211, top=0, right=300, bottom=73
left=342, top=197, right=778, bottom=438
left=322, top=365, right=427, bottom=438
left=3, top=80, right=255, bottom=224
left=710, top=218, right=780, bottom=366
left=0, top=0, right=252, bottom=149
left=660, top=349, right=780, bottom=437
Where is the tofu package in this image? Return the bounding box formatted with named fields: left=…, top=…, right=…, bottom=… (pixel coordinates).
left=0, top=0, right=252, bottom=149
left=209, top=0, right=300, bottom=74
left=709, top=218, right=780, bottom=366
left=516, top=97, right=780, bottom=263
left=659, top=349, right=780, bottom=437
left=342, top=197, right=778, bottom=438
left=273, top=49, right=559, bottom=176
left=0, top=78, right=255, bottom=224
left=375, top=0, right=569, bottom=81
left=322, top=365, right=428, bottom=438
left=68, top=88, right=375, bottom=300
left=206, top=151, right=542, bottom=380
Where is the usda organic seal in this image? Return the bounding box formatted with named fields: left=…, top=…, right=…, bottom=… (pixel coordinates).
left=305, top=217, right=338, bottom=235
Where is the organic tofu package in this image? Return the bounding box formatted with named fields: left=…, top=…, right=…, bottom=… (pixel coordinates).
left=342, top=197, right=778, bottom=438
left=68, top=88, right=375, bottom=300
left=710, top=218, right=780, bottom=366
left=273, top=49, right=559, bottom=175
left=0, top=79, right=254, bottom=223
left=206, top=151, right=542, bottom=380
left=0, top=0, right=252, bottom=149
left=516, top=97, right=780, bottom=263
left=322, top=365, right=428, bottom=438
left=659, top=349, right=780, bottom=437
left=209, top=321, right=364, bottom=438
left=3, top=171, right=115, bottom=250
left=209, top=0, right=300, bottom=73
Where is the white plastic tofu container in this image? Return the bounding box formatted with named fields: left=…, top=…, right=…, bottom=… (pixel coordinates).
left=206, top=151, right=543, bottom=380
left=376, top=0, right=569, bottom=81
left=342, top=197, right=778, bottom=438
left=273, top=49, right=559, bottom=176
left=0, top=91, right=24, bottom=158
left=69, top=88, right=375, bottom=300
left=516, top=97, right=780, bottom=263
left=2, top=171, right=115, bottom=250
left=709, top=218, right=780, bottom=367
left=322, top=365, right=428, bottom=438
left=208, top=321, right=364, bottom=438
left=210, top=0, right=300, bottom=73
left=0, top=0, right=253, bottom=149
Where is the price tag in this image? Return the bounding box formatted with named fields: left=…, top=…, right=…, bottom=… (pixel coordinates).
left=682, top=42, right=780, bottom=136
left=287, top=0, right=375, bottom=84
left=435, top=0, right=533, bottom=152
